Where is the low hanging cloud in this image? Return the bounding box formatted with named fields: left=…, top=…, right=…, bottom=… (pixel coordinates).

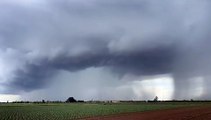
left=0, top=0, right=211, bottom=100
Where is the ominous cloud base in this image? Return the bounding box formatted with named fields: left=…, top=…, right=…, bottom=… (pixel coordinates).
left=0, top=0, right=211, bottom=100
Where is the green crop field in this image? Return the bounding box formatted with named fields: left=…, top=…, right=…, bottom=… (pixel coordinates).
left=0, top=102, right=210, bottom=120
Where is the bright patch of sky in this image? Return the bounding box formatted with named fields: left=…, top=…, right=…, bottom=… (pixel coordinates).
left=0, top=94, right=20, bottom=102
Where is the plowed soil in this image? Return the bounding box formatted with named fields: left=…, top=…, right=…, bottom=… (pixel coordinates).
left=83, top=106, right=211, bottom=120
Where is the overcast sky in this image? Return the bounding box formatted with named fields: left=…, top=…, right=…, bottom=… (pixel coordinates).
left=0, top=0, right=211, bottom=101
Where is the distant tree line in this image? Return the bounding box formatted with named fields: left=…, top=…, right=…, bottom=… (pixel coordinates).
left=9, top=97, right=84, bottom=104
left=1, top=96, right=211, bottom=104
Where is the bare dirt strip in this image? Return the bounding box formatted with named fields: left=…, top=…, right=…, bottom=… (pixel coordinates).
left=82, top=106, right=211, bottom=120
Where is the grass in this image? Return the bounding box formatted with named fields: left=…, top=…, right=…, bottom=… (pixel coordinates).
left=0, top=102, right=210, bottom=120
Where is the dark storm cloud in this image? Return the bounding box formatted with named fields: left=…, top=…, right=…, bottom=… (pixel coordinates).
left=1, top=0, right=211, bottom=99
left=8, top=63, right=55, bottom=92
left=6, top=43, right=177, bottom=92
left=53, top=43, right=177, bottom=74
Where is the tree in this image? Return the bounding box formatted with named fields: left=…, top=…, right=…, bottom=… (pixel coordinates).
left=153, top=96, right=158, bottom=102
left=66, top=97, right=77, bottom=103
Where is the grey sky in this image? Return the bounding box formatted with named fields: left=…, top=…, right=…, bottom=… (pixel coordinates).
left=0, top=0, right=211, bottom=100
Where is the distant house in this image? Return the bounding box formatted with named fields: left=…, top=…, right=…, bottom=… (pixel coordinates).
left=111, top=100, right=120, bottom=103
left=66, top=97, right=77, bottom=103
